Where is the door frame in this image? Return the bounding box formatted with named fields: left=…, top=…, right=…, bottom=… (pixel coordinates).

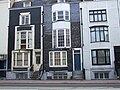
left=73, top=48, right=82, bottom=71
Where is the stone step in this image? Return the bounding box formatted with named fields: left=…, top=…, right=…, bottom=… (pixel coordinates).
left=73, top=71, right=83, bottom=75
left=72, top=71, right=83, bottom=80
left=31, top=71, right=39, bottom=80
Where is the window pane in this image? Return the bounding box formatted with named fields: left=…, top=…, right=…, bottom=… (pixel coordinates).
left=106, top=50, right=110, bottom=64
left=91, top=32, right=95, bottom=42
left=100, top=73, right=103, bottom=79
left=55, top=52, right=61, bottom=65
left=92, top=51, right=96, bottom=57
left=93, top=57, right=97, bottom=64
left=25, top=16, right=29, bottom=24
left=98, top=14, right=102, bottom=21
left=13, top=53, right=16, bottom=66
left=21, top=32, right=26, bottom=48
left=89, top=15, right=94, bottom=22
left=28, top=32, right=32, bottom=48
left=94, top=14, right=98, bottom=21
left=96, top=30, right=100, bottom=41
left=22, top=16, right=25, bottom=24
left=24, top=53, right=28, bottom=66
left=100, top=31, right=104, bottom=41
left=62, top=52, right=66, bottom=65
left=65, top=11, right=69, bottom=20
left=53, top=12, right=56, bottom=21
left=53, top=30, right=56, bottom=48
left=28, top=39, right=32, bottom=48
left=17, top=53, right=22, bottom=66
left=94, top=73, right=99, bottom=79
left=21, top=32, right=26, bottom=39
left=28, top=32, right=32, bottom=39
left=102, top=14, right=107, bottom=21
left=17, top=53, right=22, bottom=60
left=66, top=29, right=70, bottom=47
left=17, top=32, right=19, bottom=49
left=104, top=31, right=109, bottom=41
left=58, top=30, right=64, bottom=47
left=58, top=11, right=64, bottom=20
left=50, top=52, right=53, bottom=66
left=104, top=73, right=109, bottom=79
left=98, top=50, right=105, bottom=64
left=92, top=51, right=97, bottom=64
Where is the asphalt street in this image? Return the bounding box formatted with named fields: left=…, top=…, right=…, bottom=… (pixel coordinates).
left=0, top=80, right=120, bottom=90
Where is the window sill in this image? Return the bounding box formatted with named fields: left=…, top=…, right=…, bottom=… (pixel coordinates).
left=92, top=64, right=111, bottom=66
left=90, top=41, right=110, bottom=43
left=52, top=20, right=70, bottom=23
left=90, top=21, right=107, bottom=23
left=49, top=65, right=67, bottom=67
left=13, top=66, right=29, bottom=68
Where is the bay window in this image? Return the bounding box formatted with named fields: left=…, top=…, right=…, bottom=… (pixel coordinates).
left=13, top=52, right=29, bottom=67
left=52, top=11, right=70, bottom=22
left=16, top=30, right=33, bottom=49
left=53, top=29, right=70, bottom=48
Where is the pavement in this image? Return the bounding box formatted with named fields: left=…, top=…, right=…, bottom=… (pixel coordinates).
left=0, top=80, right=120, bottom=84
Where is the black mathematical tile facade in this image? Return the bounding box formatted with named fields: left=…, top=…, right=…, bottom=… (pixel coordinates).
left=43, top=2, right=81, bottom=72
left=8, top=5, right=42, bottom=70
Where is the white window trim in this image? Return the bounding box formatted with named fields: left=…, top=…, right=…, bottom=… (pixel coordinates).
left=49, top=51, right=67, bottom=67
left=52, top=11, right=70, bottom=22
left=12, top=50, right=30, bottom=68
left=52, top=29, right=71, bottom=48
left=94, top=72, right=109, bottom=79
left=15, top=25, right=34, bottom=50
left=57, top=0, right=65, bottom=3
left=23, top=1, right=31, bottom=7
left=19, top=12, right=31, bottom=25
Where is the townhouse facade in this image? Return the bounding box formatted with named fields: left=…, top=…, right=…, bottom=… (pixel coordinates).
left=80, top=0, right=120, bottom=80
left=7, top=0, right=120, bottom=80
left=0, top=0, right=9, bottom=79
left=7, top=0, right=44, bottom=79
left=43, top=0, right=81, bottom=80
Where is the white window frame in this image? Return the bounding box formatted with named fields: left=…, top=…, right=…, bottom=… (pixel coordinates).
left=94, top=72, right=109, bottom=79
left=57, top=0, right=65, bottom=3
left=12, top=51, right=30, bottom=68
left=15, top=28, right=34, bottom=50
left=49, top=51, right=67, bottom=67
left=52, top=11, right=70, bottom=22
left=23, top=1, right=31, bottom=7
left=52, top=29, right=71, bottom=48
left=19, top=12, right=31, bottom=25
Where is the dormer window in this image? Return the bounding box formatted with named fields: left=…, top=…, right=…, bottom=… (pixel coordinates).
left=23, top=1, right=31, bottom=7
left=52, top=11, right=70, bottom=22
left=57, top=0, right=65, bottom=3
left=19, top=12, right=30, bottom=25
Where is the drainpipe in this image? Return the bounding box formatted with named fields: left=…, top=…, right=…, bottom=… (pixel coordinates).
left=117, top=0, right=120, bottom=27
left=40, top=6, right=44, bottom=79
left=80, top=8, right=85, bottom=79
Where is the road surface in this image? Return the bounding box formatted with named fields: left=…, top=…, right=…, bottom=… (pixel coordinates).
left=0, top=80, right=120, bottom=90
